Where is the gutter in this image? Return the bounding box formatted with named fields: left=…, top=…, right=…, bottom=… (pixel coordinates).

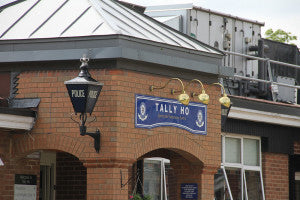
left=0, top=35, right=233, bottom=77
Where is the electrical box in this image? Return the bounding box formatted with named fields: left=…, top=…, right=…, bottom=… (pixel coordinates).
left=277, top=76, right=296, bottom=103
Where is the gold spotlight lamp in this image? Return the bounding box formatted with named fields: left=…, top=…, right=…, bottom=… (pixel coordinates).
left=186, top=79, right=209, bottom=105
left=212, top=83, right=231, bottom=108
left=150, top=78, right=190, bottom=106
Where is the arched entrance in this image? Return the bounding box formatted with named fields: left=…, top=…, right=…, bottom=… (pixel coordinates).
left=12, top=150, right=87, bottom=200
left=55, top=151, right=87, bottom=200
left=130, top=148, right=203, bottom=200
left=9, top=134, right=88, bottom=200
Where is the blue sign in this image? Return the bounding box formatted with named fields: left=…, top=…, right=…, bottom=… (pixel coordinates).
left=181, top=183, right=198, bottom=199
left=135, top=94, right=207, bottom=134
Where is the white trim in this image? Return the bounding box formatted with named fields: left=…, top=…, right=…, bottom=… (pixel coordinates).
left=221, top=166, right=233, bottom=200
left=0, top=113, right=35, bottom=130
left=243, top=170, right=247, bottom=200
left=228, top=107, right=300, bottom=128
left=222, top=135, right=265, bottom=200
left=295, top=172, right=300, bottom=180
left=0, top=158, right=4, bottom=166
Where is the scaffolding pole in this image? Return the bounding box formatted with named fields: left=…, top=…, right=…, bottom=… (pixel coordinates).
left=223, top=50, right=300, bottom=91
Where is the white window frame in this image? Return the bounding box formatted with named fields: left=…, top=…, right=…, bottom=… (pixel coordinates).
left=144, top=157, right=170, bottom=200
left=221, top=134, right=265, bottom=200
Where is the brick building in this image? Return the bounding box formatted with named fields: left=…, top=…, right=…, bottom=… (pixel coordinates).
left=1, top=1, right=300, bottom=200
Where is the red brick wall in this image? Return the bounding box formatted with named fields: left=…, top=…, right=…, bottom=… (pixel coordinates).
left=294, top=141, right=300, bottom=154
left=170, top=154, right=203, bottom=199
left=14, top=68, right=221, bottom=160
left=86, top=166, right=130, bottom=199
left=9, top=67, right=222, bottom=199
left=56, top=152, right=87, bottom=200
left=262, top=152, right=289, bottom=200
left=0, top=131, right=10, bottom=158
left=0, top=72, right=10, bottom=103
left=0, top=132, right=40, bottom=200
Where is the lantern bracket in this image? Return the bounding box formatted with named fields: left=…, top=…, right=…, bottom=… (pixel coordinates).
left=78, top=113, right=100, bottom=153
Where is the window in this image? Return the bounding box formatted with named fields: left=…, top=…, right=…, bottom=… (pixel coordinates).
left=214, top=168, right=232, bottom=200
left=143, top=158, right=170, bottom=200
left=214, top=135, right=265, bottom=200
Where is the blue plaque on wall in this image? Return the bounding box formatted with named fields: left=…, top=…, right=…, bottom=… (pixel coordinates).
left=135, top=94, right=207, bottom=135
left=181, top=183, right=198, bottom=199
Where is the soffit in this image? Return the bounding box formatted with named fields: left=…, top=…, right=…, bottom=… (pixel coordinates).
left=228, top=96, right=300, bottom=128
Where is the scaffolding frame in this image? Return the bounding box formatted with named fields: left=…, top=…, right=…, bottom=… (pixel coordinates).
left=223, top=50, right=300, bottom=102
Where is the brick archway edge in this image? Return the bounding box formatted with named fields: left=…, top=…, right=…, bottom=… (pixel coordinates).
left=134, top=133, right=205, bottom=164
left=13, top=134, right=84, bottom=159
left=13, top=133, right=207, bottom=165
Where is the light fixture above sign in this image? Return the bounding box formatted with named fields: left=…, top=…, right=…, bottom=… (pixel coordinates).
left=212, top=83, right=231, bottom=108
left=148, top=78, right=232, bottom=133
left=186, top=79, right=210, bottom=105
left=150, top=78, right=190, bottom=106
left=64, top=56, right=103, bottom=153
left=149, top=78, right=230, bottom=107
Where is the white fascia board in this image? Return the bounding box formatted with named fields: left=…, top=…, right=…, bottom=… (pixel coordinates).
left=228, top=107, right=300, bottom=128
left=0, top=113, right=35, bottom=130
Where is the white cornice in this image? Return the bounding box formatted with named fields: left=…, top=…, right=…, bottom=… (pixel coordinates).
left=0, top=113, right=35, bottom=130
left=228, top=107, right=300, bottom=128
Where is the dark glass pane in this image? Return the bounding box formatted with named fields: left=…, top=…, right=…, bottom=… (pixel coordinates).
left=164, top=162, right=171, bottom=200
left=296, top=180, right=300, bottom=200
left=226, top=168, right=242, bottom=200
left=245, top=171, right=263, bottom=200
left=143, top=160, right=161, bottom=200
left=214, top=169, right=231, bottom=200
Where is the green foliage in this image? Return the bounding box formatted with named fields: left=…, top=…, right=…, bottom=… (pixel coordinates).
left=265, top=28, right=297, bottom=45
left=129, top=194, right=152, bottom=200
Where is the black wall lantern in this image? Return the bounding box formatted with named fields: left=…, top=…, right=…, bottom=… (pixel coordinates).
left=65, top=57, right=103, bottom=153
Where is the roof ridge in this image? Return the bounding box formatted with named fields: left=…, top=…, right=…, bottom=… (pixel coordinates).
left=88, top=0, right=121, bottom=34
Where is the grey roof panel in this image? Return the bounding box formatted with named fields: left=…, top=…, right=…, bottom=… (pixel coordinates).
left=32, top=0, right=92, bottom=38
left=0, top=0, right=38, bottom=38
left=4, top=0, right=68, bottom=39
left=0, top=0, right=222, bottom=55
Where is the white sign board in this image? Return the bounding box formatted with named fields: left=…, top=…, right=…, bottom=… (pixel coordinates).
left=14, top=174, right=37, bottom=200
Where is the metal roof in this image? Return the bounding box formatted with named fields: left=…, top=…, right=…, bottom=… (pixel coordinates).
left=0, top=0, right=221, bottom=55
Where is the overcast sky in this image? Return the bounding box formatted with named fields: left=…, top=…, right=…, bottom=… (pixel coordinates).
left=121, top=0, right=300, bottom=47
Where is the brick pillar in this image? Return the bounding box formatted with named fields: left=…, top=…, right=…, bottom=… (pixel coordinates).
left=169, top=159, right=202, bottom=199
left=262, top=152, right=289, bottom=200
left=201, top=165, right=219, bottom=200
left=84, top=159, right=134, bottom=200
